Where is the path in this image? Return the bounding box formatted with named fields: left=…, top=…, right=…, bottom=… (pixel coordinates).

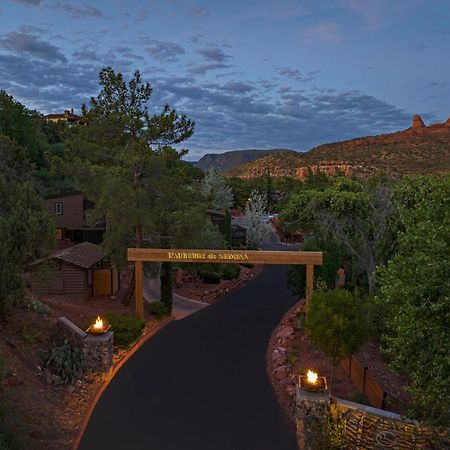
left=78, top=243, right=299, bottom=450
left=144, top=276, right=207, bottom=319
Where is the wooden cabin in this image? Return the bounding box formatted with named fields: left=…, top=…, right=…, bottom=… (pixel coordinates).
left=40, top=242, right=119, bottom=298
left=45, top=192, right=106, bottom=245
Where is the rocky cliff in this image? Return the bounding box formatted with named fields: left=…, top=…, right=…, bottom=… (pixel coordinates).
left=193, top=148, right=297, bottom=171
left=226, top=116, right=450, bottom=179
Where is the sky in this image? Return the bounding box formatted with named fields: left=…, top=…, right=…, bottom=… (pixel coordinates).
left=0, top=0, right=449, bottom=160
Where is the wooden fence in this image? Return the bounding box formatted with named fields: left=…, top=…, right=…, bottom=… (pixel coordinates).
left=341, top=357, right=387, bottom=409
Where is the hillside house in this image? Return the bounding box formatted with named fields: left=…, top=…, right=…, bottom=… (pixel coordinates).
left=37, top=242, right=119, bottom=298
left=44, top=109, right=82, bottom=124
left=45, top=192, right=105, bottom=244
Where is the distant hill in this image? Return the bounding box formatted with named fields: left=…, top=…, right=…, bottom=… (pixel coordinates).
left=193, top=149, right=298, bottom=171
left=226, top=115, right=450, bottom=179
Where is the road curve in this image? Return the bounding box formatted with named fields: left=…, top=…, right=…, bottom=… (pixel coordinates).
left=78, top=244, right=298, bottom=450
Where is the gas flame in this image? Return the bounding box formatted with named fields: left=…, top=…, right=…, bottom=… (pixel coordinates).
left=307, top=370, right=318, bottom=384
left=93, top=316, right=104, bottom=330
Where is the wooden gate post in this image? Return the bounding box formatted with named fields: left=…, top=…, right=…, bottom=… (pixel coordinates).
left=306, top=264, right=314, bottom=315
left=135, top=261, right=144, bottom=320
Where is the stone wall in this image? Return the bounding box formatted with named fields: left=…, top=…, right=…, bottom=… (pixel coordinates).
left=331, top=398, right=449, bottom=449
left=295, top=388, right=449, bottom=449
left=58, top=316, right=113, bottom=373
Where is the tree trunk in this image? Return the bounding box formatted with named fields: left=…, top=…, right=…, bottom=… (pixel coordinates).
left=160, top=261, right=173, bottom=313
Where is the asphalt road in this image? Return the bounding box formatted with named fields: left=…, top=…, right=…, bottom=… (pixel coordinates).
left=78, top=244, right=299, bottom=450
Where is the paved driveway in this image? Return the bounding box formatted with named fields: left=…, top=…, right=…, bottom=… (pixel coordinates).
left=79, top=244, right=299, bottom=450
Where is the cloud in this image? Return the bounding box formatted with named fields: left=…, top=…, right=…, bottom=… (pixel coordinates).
left=196, top=45, right=231, bottom=63
left=11, top=0, right=42, bottom=4
left=221, top=81, right=254, bottom=94
left=300, top=22, right=342, bottom=44
left=48, top=1, right=105, bottom=19
left=188, top=62, right=232, bottom=75
left=0, top=31, right=67, bottom=62
left=407, top=43, right=427, bottom=52
left=189, top=5, right=209, bottom=17
left=144, top=39, right=185, bottom=62
left=277, top=68, right=318, bottom=83
left=0, top=53, right=98, bottom=112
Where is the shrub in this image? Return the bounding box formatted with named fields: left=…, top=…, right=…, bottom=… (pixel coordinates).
left=103, top=313, right=145, bottom=348
left=201, top=271, right=221, bottom=284
left=146, top=301, right=169, bottom=320
left=24, top=297, right=49, bottom=315
left=220, top=264, right=241, bottom=280
left=45, top=339, right=84, bottom=385
left=240, top=262, right=254, bottom=269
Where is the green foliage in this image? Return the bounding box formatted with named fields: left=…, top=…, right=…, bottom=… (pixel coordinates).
left=375, top=174, right=450, bottom=426
left=220, top=264, right=241, bottom=280
left=146, top=301, right=169, bottom=320
left=24, top=297, right=49, bottom=315
left=305, top=290, right=367, bottom=368
left=160, top=261, right=173, bottom=312
left=0, top=136, right=55, bottom=318
left=224, top=210, right=232, bottom=248
left=103, top=313, right=145, bottom=348
left=45, top=339, right=84, bottom=385
left=287, top=237, right=346, bottom=297
left=282, top=175, right=397, bottom=293
left=201, top=168, right=234, bottom=211
left=201, top=272, right=221, bottom=284
left=310, top=413, right=347, bottom=450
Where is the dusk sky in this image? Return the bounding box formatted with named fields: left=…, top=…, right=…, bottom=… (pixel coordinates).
left=1, top=0, right=449, bottom=160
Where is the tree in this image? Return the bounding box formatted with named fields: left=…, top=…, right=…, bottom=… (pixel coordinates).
left=287, top=236, right=347, bottom=298
left=305, top=289, right=367, bottom=389
left=201, top=167, right=234, bottom=211
left=375, top=175, right=450, bottom=426
left=0, top=135, right=54, bottom=317
left=60, top=67, right=195, bottom=308
left=282, top=176, right=397, bottom=293
left=242, top=190, right=268, bottom=248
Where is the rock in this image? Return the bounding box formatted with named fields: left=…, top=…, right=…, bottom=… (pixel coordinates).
left=412, top=114, right=425, bottom=128
left=65, top=384, right=76, bottom=394
left=273, top=366, right=287, bottom=380
left=44, top=370, right=54, bottom=385
left=277, top=327, right=294, bottom=339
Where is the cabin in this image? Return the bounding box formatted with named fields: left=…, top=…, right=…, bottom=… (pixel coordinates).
left=206, top=210, right=247, bottom=247
left=39, top=242, right=119, bottom=298
left=45, top=192, right=106, bottom=244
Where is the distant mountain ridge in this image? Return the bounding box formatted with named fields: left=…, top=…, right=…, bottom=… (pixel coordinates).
left=225, top=115, right=450, bottom=179
left=193, top=148, right=298, bottom=171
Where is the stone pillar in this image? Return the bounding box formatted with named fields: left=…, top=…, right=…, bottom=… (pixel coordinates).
left=296, top=386, right=329, bottom=450
left=58, top=316, right=113, bottom=373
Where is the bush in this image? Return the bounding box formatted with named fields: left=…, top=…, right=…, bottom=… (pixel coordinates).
left=24, top=297, right=49, bottom=315
left=45, top=339, right=84, bottom=384
left=146, top=301, right=169, bottom=320
left=240, top=262, right=254, bottom=269
left=220, top=264, right=241, bottom=280
left=103, top=313, right=145, bottom=348
left=201, top=271, right=221, bottom=284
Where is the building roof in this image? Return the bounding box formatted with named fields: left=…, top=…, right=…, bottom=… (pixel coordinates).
left=53, top=242, right=107, bottom=269
left=44, top=191, right=83, bottom=200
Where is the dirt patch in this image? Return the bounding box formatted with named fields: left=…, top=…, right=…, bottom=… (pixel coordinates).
left=0, top=266, right=171, bottom=450
left=267, top=299, right=412, bottom=431
left=173, top=264, right=262, bottom=303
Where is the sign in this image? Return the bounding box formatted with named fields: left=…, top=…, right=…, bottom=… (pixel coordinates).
left=127, top=248, right=323, bottom=265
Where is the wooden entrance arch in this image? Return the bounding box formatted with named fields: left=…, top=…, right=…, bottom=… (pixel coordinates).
left=128, top=248, right=323, bottom=320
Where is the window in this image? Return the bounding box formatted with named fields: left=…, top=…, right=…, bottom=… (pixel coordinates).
left=55, top=202, right=63, bottom=215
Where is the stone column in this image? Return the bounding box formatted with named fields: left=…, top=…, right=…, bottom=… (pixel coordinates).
left=296, top=386, right=329, bottom=450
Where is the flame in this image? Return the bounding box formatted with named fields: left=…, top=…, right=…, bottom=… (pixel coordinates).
left=93, top=316, right=104, bottom=330
left=307, top=370, right=318, bottom=384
